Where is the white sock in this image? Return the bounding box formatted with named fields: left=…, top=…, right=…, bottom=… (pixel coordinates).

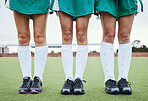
left=75, top=45, right=88, bottom=80
left=118, top=43, right=132, bottom=81
left=61, top=44, right=73, bottom=81
left=17, top=46, right=32, bottom=78
left=100, top=42, right=115, bottom=82
left=34, top=45, right=48, bottom=80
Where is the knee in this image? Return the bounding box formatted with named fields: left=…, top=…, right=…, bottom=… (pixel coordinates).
left=118, top=30, right=130, bottom=44
left=77, top=31, right=87, bottom=45
left=34, top=31, right=46, bottom=46
left=103, top=31, right=115, bottom=43
left=62, top=30, right=73, bottom=44
left=18, top=31, right=30, bottom=46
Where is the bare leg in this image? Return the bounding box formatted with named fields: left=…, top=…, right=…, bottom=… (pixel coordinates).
left=32, top=13, right=48, bottom=47
left=13, top=10, right=30, bottom=46
left=59, top=11, right=73, bottom=44
left=118, top=14, right=135, bottom=44
left=76, top=14, right=90, bottom=45
left=100, top=12, right=116, bottom=44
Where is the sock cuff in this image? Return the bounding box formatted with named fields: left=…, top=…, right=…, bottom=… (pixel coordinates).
left=17, top=46, right=30, bottom=49
left=62, top=44, right=72, bottom=51
left=17, top=46, right=30, bottom=53
left=119, top=43, right=132, bottom=51
left=119, top=43, right=132, bottom=47
left=35, top=45, right=48, bottom=49
left=35, top=45, right=48, bottom=52
left=102, top=42, right=113, bottom=45
left=77, top=45, right=88, bottom=51
left=101, top=42, right=114, bottom=48
left=101, top=42, right=114, bottom=52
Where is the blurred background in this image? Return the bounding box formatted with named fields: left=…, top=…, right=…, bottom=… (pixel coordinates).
left=0, top=0, right=148, bottom=54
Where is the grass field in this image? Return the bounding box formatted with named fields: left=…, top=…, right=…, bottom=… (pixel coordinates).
left=0, top=57, right=148, bottom=101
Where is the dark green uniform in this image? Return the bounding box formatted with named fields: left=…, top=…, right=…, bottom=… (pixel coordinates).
left=51, top=0, right=95, bottom=18
left=95, top=0, right=143, bottom=18
left=5, top=0, right=50, bottom=15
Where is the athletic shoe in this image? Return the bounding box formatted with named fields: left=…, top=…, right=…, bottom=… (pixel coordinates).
left=19, top=76, right=32, bottom=94
left=61, top=79, right=73, bottom=95
left=30, top=76, right=42, bottom=94
left=105, top=79, right=119, bottom=94
left=73, top=78, right=86, bottom=95
left=118, top=78, right=132, bottom=95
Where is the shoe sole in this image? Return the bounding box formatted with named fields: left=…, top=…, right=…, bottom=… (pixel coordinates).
left=105, top=87, right=120, bottom=95
left=119, top=87, right=132, bottom=95
left=120, top=90, right=132, bottom=95
left=61, top=91, right=72, bottom=95
left=61, top=89, right=72, bottom=95
left=106, top=91, right=119, bottom=95
left=30, top=90, right=41, bottom=94
left=73, top=89, right=85, bottom=95
left=19, top=90, right=29, bottom=94
left=106, top=90, right=119, bottom=95
left=73, top=91, right=85, bottom=95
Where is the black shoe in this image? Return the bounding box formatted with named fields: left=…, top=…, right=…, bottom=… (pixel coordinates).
left=61, top=79, right=73, bottom=95
left=73, top=78, right=86, bottom=95
left=105, top=79, right=119, bottom=94
left=19, top=76, right=32, bottom=94
left=30, top=76, right=42, bottom=94
left=118, top=78, right=132, bottom=95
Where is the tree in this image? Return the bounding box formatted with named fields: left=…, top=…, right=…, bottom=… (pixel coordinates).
left=132, top=40, right=141, bottom=48
left=51, top=50, right=54, bottom=53
left=132, top=40, right=148, bottom=52
left=89, top=50, right=97, bottom=53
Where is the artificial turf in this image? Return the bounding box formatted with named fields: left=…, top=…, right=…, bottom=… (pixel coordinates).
left=0, top=57, right=148, bottom=101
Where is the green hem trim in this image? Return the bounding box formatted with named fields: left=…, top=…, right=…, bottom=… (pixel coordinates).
left=10, top=7, right=49, bottom=15
left=97, top=9, right=117, bottom=17
left=59, top=8, right=93, bottom=17
left=118, top=10, right=137, bottom=18
left=97, top=9, right=138, bottom=18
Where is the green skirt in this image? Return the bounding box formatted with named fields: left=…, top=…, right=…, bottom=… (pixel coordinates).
left=51, top=0, right=95, bottom=18
left=5, top=0, right=50, bottom=15
left=95, top=0, right=143, bottom=18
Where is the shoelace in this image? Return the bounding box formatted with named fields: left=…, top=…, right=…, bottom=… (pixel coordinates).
left=74, top=79, right=86, bottom=88
left=32, top=81, right=38, bottom=88
left=64, top=79, right=73, bottom=87
left=120, top=78, right=131, bottom=87
left=21, top=79, right=29, bottom=88
left=106, top=79, right=117, bottom=87
left=82, top=80, right=86, bottom=83
left=32, top=77, right=40, bottom=88
left=128, top=82, right=131, bottom=87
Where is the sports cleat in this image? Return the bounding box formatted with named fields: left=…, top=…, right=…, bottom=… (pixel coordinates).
left=19, top=76, right=32, bottom=94
left=105, top=79, right=119, bottom=94
left=61, top=79, right=73, bottom=95
left=118, top=78, right=132, bottom=95
left=30, top=76, right=42, bottom=94
left=73, top=78, right=86, bottom=95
